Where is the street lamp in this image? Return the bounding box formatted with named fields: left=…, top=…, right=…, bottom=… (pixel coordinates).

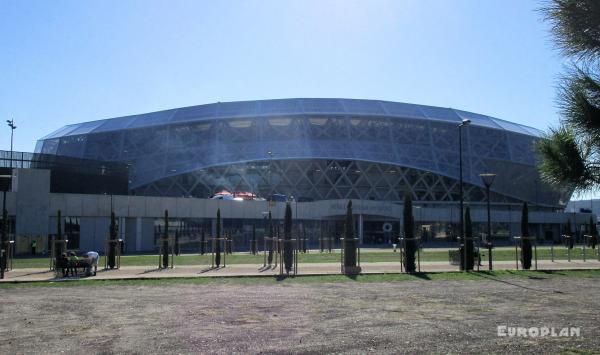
left=458, top=118, right=471, bottom=271
left=479, top=173, right=496, bottom=270
left=6, top=119, right=17, bottom=169
left=267, top=150, right=274, bottom=211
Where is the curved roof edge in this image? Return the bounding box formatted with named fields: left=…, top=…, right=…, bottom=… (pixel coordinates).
left=40, top=98, right=544, bottom=140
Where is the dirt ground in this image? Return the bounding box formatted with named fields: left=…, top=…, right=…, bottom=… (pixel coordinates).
left=1, top=276, right=599, bottom=354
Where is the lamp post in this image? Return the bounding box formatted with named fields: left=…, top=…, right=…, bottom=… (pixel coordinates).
left=6, top=119, right=16, bottom=169
left=267, top=149, right=274, bottom=191
left=458, top=118, right=471, bottom=271
left=479, top=173, right=496, bottom=270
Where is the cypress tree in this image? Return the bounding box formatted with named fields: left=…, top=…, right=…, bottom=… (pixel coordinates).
left=283, top=203, right=293, bottom=274
left=0, top=205, right=6, bottom=246
left=108, top=211, right=117, bottom=269
left=227, top=232, right=232, bottom=254
left=343, top=200, right=357, bottom=268
left=162, top=210, right=169, bottom=269
left=589, top=216, right=597, bottom=249
left=302, top=228, right=307, bottom=253
left=215, top=209, right=221, bottom=267
left=200, top=229, right=205, bottom=255
left=565, top=219, right=574, bottom=249
left=251, top=224, right=257, bottom=255
left=521, top=202, right=532, bottom=269
left=57, top=209, right=62, bottom=240
left=175, top=229, right=180, bottom=256
left=319, top=223, right=324, bottom=252
left=0, top=205, right=7, bottom=272
left=464, top=206, right=475, bottom=270
left=403, top=194, right=417, bottom=272
left=267, top=211, right=274, bottom=265
left=54, top=210, right=63, bottom=264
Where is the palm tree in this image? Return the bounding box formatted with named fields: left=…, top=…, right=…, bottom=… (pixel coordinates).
left=537, top=1, right=600, bottom=192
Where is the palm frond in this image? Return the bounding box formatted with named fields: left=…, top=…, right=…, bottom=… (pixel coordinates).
left=541, top=0, right=600, bottom=61
left=536, top=126, right=595, bottom=190
left=558, top=67, right=600, bottom=138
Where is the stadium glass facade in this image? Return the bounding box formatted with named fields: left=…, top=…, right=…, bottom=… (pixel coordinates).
left=35, top=98, right=570, bottom=209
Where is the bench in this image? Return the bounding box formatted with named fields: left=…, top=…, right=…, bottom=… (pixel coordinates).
left=448, top=250, right=460, bottom=265
left=449, top=248, right=484, bottom=266
left=55, top=258, right=92, bottom=277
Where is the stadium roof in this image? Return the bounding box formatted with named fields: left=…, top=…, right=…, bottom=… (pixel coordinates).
left=41, top=98, right=544, bottom=140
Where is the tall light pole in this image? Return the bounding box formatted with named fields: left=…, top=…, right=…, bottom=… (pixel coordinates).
left=458, top=118, right=471, bottom=271
left=267, top=150, right=274, bottom=211
left=480, top=173, right=496, bottom=270
left=6, top=119, right=16, bottom=169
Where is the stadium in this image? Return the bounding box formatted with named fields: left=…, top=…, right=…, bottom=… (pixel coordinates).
left=35, top=98, right=569, bottom=207
left=1, top=98, right=582, bottom=253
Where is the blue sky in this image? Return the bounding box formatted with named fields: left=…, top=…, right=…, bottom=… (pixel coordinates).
left=1, top=0, right=564, bottom=153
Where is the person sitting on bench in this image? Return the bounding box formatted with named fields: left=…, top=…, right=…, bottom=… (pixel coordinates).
left=68, top=252, right=80, bottom=276
left=85, top=251, right=99, bottom=276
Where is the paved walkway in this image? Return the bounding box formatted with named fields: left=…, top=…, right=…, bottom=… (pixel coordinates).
left=2, top=259, right=600, bottom=282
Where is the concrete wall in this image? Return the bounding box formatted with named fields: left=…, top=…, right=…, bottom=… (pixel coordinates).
left=13, top=169, right=50, bottom=236
left=79, top=217, right=110, bottom=252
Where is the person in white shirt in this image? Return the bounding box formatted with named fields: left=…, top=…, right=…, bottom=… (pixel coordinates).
left=85, top=251, right=99, bottom=276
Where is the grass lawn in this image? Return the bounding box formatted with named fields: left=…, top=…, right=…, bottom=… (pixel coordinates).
left=1, top=269, right=600, bottom=289
left=12, top=246, right=600, bottom=269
